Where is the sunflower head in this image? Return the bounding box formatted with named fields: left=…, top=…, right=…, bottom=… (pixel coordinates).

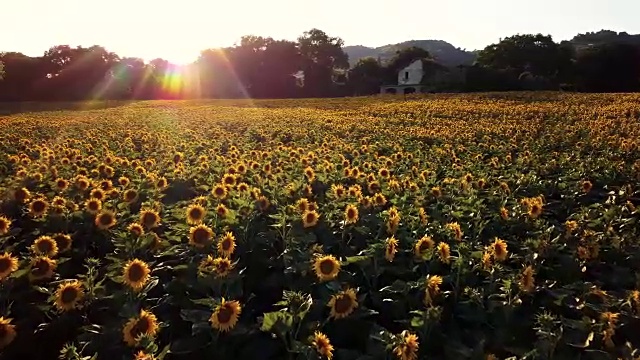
left=189, top=224, right=214, bottom=248
left=13, top=187, right=31, bottom=203
left=302, top=210, right=320, bottom=228
left=328, top=288, right=358, bottom=319
left=212, top=184, right=228, bottom=199
left=217, top=232, right=236, bottom=258
left=139, top=209, right=160, bottom=229
left=491, top=238, right=508, bottom=262
left=0, top=253, right=19, bottom=281
left=0, top=216, right=11, bottom=236
left=31, top=236, right=59, bottom=257
left=385, top=236, right=399, bottom=262
left=0, top=317, right=17, bottom=349
left=123, top=309, right=159, bottom=347
left=123, top=259, right=151, bottom=291
left=215, top=204, right=229, bottom=218
left=123, top=189, right=139, bottom=204
left=84, top=198, right=102, bottom=214
left=210, top=299, right=242, bottom=332
left=127, top=223, right=145, bottom=237
left=313, top=255, right=340, bottom=282
left=344, top=204, right=359, bottom=224
left=582, top=180, right=593, bottom=193
left=312, top=331, right=334, bottom=359
left=95, top=210, right=117, bottom=230
left=437, top=242, right=451, bottom=264
left=52, top=233, right=73, bottom=253
left=54, top=280, right=84, bottom=312
left=393, top=331, right=419, bottom=360
left=29, top=256, right=57, bottom=281
left=29, top=198, right=49, bottom=217
left=414, top=236, right=434, bottom=257
left=186, top=204, right=206, bottom=225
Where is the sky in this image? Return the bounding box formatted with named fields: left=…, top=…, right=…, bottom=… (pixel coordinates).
left=3, top=0, right=639, bottom=64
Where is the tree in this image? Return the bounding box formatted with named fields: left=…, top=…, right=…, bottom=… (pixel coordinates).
left=0, top=61, right=4, bottom=80
left=382, top=46, right=432, bottom=85
left=574, top=43, right=640, bottom=92
left=348, top=57, right=384, bottom=95
left=476, top=34, right=570, bottom=82
left=297, top=29, right=349, bottom=97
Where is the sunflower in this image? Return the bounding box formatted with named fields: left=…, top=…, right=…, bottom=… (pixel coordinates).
left=13, top=187, right=31, bottom=203
left=385, top=236, right=399, bottom=262
left=122, top=309, right=159, bottom=347
left=31, top=236, right=59, bottom=257
left=393, top=331, right=419, bottom=360
left=218, top=232, right=236, bottom=258
left=95, top=210, right=117, bottom=230
left=437, top=242, right=451, bottom=264
left=186, top=204, right=206, bottom=225
left=118, top=176, right=130, bottom=187
left=500, top=207, right=509, bottom=220
left=52, top=233, right=72, bottom=253
left=418, top=208, right=428, bottom=225
left=414, top=236, right=434, bottom=257
left=189, top=224, right=214, bottom=248
left=215, top=204, right=229, bottom=218
left=139, top=209, right=160, bottom=229
left=386, top=215, right=400, bottom=235
left=373, top=193, right=386, bottom=206
left=211, top=184, right=228, bottom=199
left=54, top=280, right=84, bottom=312
left=0, top=253, right=19, bottom=281
left=236, top=182, right=249, bottom=193
left=127, top=223, right=145, bottom=237
left=0, top=317, right=16, bottom=349
left=312, top=331, right=334, bottom=359
left=313, top=255, right=340, bottom=282
left=155, top=177, right=168, bottom=190
left=83, top=197, right=102, bottom=214
left=123, top=189, right=139, bottom=204
left=519, top=265, right=535, bottom=293
left=302, top=210, right=320, bottom=228
left=582, top=180, right=593, bottom=193
left=446, top=222, right=463, bottom=241
left=256, top=196, right=270, bottom=212
left=199, top=256, right=234, bottom=278
left=424, top=275, right=443, bottom=306
left=0, top=216, right=11, bottom=236
left=210, top=299, right=242, bottom=332
left=29, top=198, right=49, bottom=217
left=29, top=256, right=57, bottom=281
left=296, top=198, right=310, bottom=213
left=54, top=178, right=69, bottom=192
left=89, top=188, right=106, bottom=202
left=123, top=259, right=151, bottom=291
left=134, top=351, right=156, bottom=360
left=331, top=184, right=345, bottom=198
left=344, top=204, right=359, bottom=224
left=491, top=238, right=508, bottom=262
left=328, top=288, right=358, bottom=319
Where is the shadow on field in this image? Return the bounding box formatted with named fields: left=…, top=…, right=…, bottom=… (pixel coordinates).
left=0, top=100, right=135, bottom=116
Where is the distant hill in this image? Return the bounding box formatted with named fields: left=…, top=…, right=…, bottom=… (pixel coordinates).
left=344, top=40, right=477, bottom=68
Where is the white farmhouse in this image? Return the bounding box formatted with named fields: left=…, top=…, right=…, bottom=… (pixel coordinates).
left=380, top=59, right=463, bottom=94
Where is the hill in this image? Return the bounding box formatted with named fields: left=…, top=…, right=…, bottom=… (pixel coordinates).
left=344, top=40, right=477, bottom=67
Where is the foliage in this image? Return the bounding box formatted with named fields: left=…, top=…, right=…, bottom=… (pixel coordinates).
left=0, top=93, right=640, bottom=360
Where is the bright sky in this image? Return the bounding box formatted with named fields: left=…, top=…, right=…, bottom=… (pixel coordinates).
left=3, top=0, right=639, bottom=64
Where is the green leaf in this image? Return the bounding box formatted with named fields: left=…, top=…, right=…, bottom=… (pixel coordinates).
left=342, top=255, right=370, bottom=265
left=260, top=311, right=293, bottom=333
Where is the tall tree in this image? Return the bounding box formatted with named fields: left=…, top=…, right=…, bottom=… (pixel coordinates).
left=348, top=57, right=384, bottom=95
left=476, top=34, right=570, bottom=80
left=574, top=43, right=640, bottom=92
left=297, top=29, right=349, bottom=97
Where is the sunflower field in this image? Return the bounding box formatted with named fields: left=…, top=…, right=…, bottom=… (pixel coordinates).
left=0, top=92, right=640, bottom=360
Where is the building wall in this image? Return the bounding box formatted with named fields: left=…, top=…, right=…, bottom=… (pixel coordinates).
left=397, top=60, right=423, bottom=85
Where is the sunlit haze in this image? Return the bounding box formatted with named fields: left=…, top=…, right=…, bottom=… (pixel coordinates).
left=4, top=0, right=640, bottom=64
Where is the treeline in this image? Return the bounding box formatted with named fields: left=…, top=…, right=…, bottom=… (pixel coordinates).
left=1, top=29, right=640, bottom=101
